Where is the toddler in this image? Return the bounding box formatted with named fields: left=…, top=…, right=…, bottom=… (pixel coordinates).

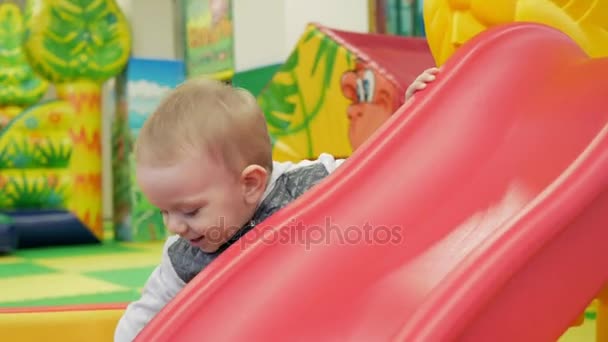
left=115, top=66, right=439, bottom=341
left=114, top=78, right=345, bottom=341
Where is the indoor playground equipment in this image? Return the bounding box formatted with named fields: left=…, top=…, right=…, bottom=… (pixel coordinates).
left=258, top=22, right=434, bottom=161
left=2, top=0, right=608, bottom=341
left=423, top=0, right=608, bottom=65
left=0, top=0, right=131, bottom=251
left=135, top=22, right=608, bottom=341
left=263, top=0, right=608, bottom=162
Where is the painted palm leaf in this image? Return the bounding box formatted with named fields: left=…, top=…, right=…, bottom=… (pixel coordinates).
left=258, top=49, right=299, bottom=131
left=259, top=82, right=299, bottom=131
left=0, top=3, right=48, bottom=107
left=305, top=29, right=339, bottom=90
left=259, top=25, right=347, bottom=160
left=22, top=0, right=131, bottom=83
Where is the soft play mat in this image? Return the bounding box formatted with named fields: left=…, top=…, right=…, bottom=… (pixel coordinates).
left=0, top=238, right=163, bottom=308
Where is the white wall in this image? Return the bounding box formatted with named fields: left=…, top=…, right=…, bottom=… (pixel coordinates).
left=129, top=0, right=179, bottom=59
left=283, top=0, right=369, bottom=59
left=234, top=0, right=369, bottom=71
left=232, top=0, right=286, bottom=71
left=116, top=0, right=132, bottom=19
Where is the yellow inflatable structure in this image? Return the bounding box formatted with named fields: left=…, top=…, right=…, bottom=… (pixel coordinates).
left=424, top=0, right=608, bottom=65
left=0, top=304, right=125, bottom=342
left=0, top=0, right=131, bottom=250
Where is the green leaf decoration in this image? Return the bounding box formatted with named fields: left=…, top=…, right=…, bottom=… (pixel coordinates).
left=303, top=28, right=317, bottom=43
left=0, top=3, right=48, bottom=107
left=310, top=35, right=339, bottom=89
left=311, top=37, right=329, bottom=75
left=258, top=25, right=351, bottom=158
left=259, top=81, right=298, bottom=131
left=0, top=137, right=72, bottom=169
left=23, top=0, right=131, bottom=83
left=283, top=49, right=299, bottom=72
left=0, top=145, right=10, bottom=168
left=5, top=174, right=67, bottom=209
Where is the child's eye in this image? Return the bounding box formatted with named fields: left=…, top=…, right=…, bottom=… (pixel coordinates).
left=184, top=208, right=200, bottom=217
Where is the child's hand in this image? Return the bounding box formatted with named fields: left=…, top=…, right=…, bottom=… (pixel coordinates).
left=405, top=67, right=440, bottom=101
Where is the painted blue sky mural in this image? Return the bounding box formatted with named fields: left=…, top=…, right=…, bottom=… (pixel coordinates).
left=127, top=58, right=185, bottom=136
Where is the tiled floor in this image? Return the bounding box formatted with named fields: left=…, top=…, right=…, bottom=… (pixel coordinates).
left=0, top=239, right=164, bottom=308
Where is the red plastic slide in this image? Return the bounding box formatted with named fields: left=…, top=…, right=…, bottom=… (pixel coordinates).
left=136, top=23, right=608, bottom=341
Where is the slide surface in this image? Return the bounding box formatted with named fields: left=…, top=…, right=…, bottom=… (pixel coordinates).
left=136, top=23, right=608, bottom=341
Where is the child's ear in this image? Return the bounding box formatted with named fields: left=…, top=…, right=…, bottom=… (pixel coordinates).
left=240, top=165, right=268, bottom=205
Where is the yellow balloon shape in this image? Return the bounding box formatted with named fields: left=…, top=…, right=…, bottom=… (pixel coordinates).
left=423, top=0, right=608, bottom=66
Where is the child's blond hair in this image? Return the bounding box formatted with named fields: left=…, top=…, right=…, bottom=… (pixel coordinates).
left=134, top=78, right=273, bottom=176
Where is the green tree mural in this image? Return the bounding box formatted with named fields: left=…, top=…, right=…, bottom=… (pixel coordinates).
left=22, top=0, right=132, bottom=239
left=22, top=0, right=131, bottom=84
left=0, top=3, right=48, bottom=110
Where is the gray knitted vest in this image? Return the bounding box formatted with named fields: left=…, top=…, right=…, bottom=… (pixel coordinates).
left=167, top=163, right=329, bottom=283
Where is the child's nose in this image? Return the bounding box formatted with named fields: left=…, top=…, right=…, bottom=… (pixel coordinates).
left=166, top=215, right=187, bottom=235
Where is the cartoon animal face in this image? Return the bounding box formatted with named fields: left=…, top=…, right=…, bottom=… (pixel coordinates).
left=340, top=61, right=399, bottom=150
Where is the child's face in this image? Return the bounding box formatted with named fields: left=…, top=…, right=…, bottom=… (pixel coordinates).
left=136, top=153, right=266, bottom=253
